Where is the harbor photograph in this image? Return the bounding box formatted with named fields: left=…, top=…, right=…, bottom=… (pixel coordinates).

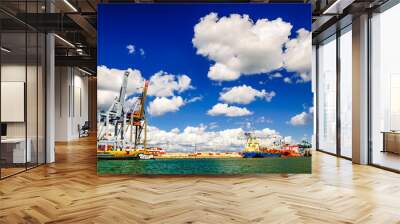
left=97, top=3, right=313, bottom=174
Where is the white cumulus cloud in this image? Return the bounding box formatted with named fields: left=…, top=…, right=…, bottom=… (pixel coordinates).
left=146, top=124, right=289, bottom=152
left=219, top=85, right=276, bottom=104
left=97, top=65, right=144, bottom=93
left=97, top=90, right=117, bottom=112
left=289, top=112, right=309, bottom=126
left=270, top=72, right=283, bottom=79
left=127, top=44, right=135, bottom=54
left=283, top=28, right=312, bottom=82
left=140, top=48, right=145, bottom=56
left=288, top=106, right=314, bottom=126
left=147, top=96, right=185, bottom=116
left=193, top=13, right=292, bottom=81
left=97, top=66, right=145, bottom=111
left=97, top=66, right=194, bottom=113
left=283, top=77, right=292, bottom=84
left=147, top=71, right=193, bottom=97
left=207, top=103, right=253, bottom=117
left=186, top=96, right=203, bottom=104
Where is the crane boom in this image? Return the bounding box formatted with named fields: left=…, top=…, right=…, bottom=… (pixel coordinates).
left=98, top=72, right=150, bottom=152
left=118, top=71, right=130, bottom=103
left=109, top=71, right=129, bottom=116
left=98, top=71, right=130, bottom=141
left=139, top=81, right=149, bottom=119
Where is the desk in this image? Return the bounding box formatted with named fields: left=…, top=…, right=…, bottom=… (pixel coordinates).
left=1, top=138, right=31, bottom=163
left=382, top=131, right=400, bottom=154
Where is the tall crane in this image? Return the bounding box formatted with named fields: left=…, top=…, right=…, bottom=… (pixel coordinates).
left=97, top=71, right=130, bottom=143
left=97, top=69, right=149, bottom=151
left=129, top=80, right=149, bottom=149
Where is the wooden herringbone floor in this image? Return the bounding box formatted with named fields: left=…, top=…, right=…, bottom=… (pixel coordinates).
left=1, top=136, right=400, bottom=224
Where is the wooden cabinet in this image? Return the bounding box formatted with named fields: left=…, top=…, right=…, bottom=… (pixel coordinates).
left=382, top=132, right=400, bottom=154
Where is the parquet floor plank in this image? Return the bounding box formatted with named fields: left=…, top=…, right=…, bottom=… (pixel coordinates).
left=0, top=136, right=399, bottom=223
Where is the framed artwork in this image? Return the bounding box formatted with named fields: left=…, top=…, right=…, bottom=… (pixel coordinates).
left=97, top=3, right=312, bottom=174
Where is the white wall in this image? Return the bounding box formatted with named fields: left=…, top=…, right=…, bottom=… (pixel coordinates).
left=72, top=73, right=89, bottom=137
left=55, top=66, right=69, bottom=141
left=55, top=67, right=89, bottom=141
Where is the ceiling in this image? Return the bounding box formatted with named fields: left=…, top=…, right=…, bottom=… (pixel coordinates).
left=0, top=0, right=388, bottom=75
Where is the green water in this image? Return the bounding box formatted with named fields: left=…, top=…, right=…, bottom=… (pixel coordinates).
left=97, top=157, right=311, bottom=174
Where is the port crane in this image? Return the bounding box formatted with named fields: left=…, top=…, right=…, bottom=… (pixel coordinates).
left=97, top=70, right=149, bottom=150
left=97, top=71, right=130, bottom=144
left=238, top=132, right=285, bottom=151
left=127, top=80, right=149, bottom=149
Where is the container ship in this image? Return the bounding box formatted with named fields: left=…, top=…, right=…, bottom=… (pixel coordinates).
left=241, top=133, right=304, bottom=158
left=241, top=135, right=281, bottom=158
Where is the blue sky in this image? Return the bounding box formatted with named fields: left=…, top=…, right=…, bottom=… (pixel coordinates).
left=98, top=4, right=312, bottom=146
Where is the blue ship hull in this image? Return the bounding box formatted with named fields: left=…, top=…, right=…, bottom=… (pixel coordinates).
left=242, top=152, right=281, bottom=158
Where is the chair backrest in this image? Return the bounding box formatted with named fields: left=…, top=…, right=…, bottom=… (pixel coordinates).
left=82, top=121, right=90, bottom=129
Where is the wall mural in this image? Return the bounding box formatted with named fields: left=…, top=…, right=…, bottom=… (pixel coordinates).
left=97, top=4, right=313, bottom=174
